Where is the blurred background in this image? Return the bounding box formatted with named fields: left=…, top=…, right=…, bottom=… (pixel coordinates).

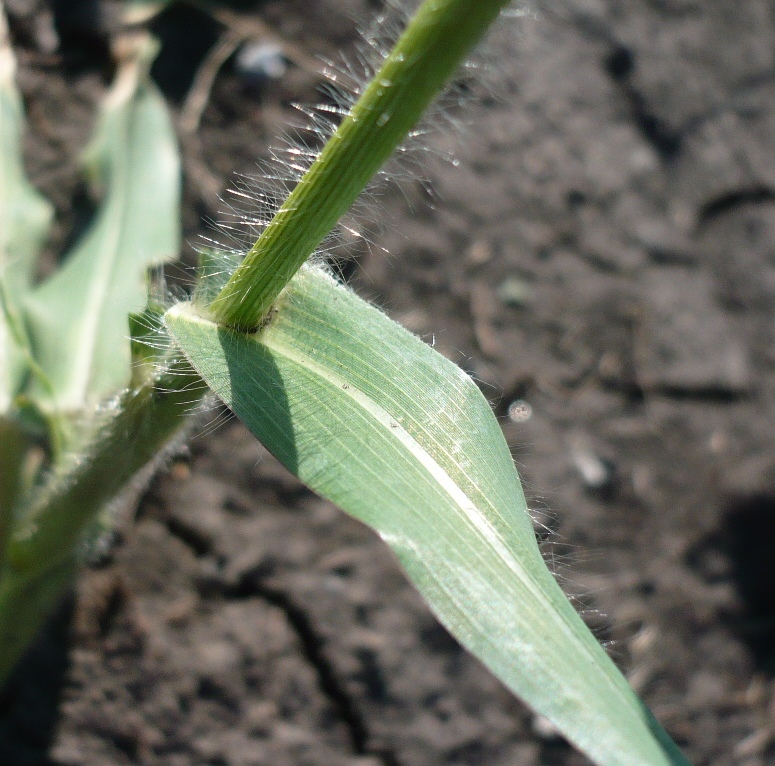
left=1, top=1, right=774, bottom=764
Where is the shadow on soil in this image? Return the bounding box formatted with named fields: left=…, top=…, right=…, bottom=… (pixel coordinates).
left=0, top=602, right=73, bottom=766
left=722, top=493, right=775, bottom=672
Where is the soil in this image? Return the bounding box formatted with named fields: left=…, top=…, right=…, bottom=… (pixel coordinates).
left=2, top=1, right=775, bottom=765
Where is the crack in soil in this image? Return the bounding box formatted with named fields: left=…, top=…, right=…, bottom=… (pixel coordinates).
left=697, top=186, right=775, bottom=226
left=162, top=520, right=400, bottom=766
left=602, top=44, right=683, bottom=160
left=225, top=572, right=403, bottom=766
left=562, top=9, right=684, bottom=161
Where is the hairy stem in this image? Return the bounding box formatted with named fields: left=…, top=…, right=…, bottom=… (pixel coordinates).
left=0, top=361, right=204, bottom=685
left=209, top=0, right=511, bottom=330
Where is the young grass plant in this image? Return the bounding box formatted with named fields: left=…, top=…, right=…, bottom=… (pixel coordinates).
left=0, top=10, right=198, bottom=675
left=0, top=2, right=690, bottom=764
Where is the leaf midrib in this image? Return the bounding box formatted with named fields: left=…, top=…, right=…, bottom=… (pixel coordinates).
left=180, top=297, right=629, bottom=713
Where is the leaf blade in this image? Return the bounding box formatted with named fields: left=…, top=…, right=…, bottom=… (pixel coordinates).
left=0, top=10, right=54, bottom=408
left=165, top=267, right=688, bottom=766
left=0, top=8, right=54, bottom=522
left=23, top=38, right=180, bottom=416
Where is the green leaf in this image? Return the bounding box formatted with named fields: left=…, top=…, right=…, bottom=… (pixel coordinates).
left=0, top=9, right=54, bottom=525
left=165, top=266, right=689, bottom=766
left=23, top=36, right=180, bottom=417
left=0, top=11, right=54, bottom=408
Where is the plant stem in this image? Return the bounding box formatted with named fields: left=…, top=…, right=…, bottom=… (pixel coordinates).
left=209, top=0, right=511, bottom=330
left=0, top=360, right=204, bottom=685
left=0, top=418, right=29, bottom=566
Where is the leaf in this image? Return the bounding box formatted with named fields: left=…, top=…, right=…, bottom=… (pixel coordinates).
left=165, top=266, right=689, bottom=766
left=0, top=11, right=54, bottom=408
left=23, top=35, right=180, bottom=416
left=0, top=9, right=54, bottom=522
left=0, top=315, right=205, bottom=682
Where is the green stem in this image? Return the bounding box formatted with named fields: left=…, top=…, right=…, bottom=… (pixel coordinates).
left=209, top=0, right=510, bottom=330
left=0, top=417, right=30, bottom=565
left=0, top=360, right=204, bottom=685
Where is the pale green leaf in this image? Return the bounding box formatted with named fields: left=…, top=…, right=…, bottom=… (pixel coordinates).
left=0, top=9, right=54, bottom=521
left=0, top=12, right=54, bottom=408
left=23, top=37, right=180, bottom=415
left=165, top=266, right=688, bottom=766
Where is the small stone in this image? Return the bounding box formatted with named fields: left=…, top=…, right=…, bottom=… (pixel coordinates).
left=496, top=276, right=532, bottom=307
left=569, top=434, right=616, bottom=494
left=235, top=41, right=288, bottom=85
left=571, top=446, right=614, bottom=491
